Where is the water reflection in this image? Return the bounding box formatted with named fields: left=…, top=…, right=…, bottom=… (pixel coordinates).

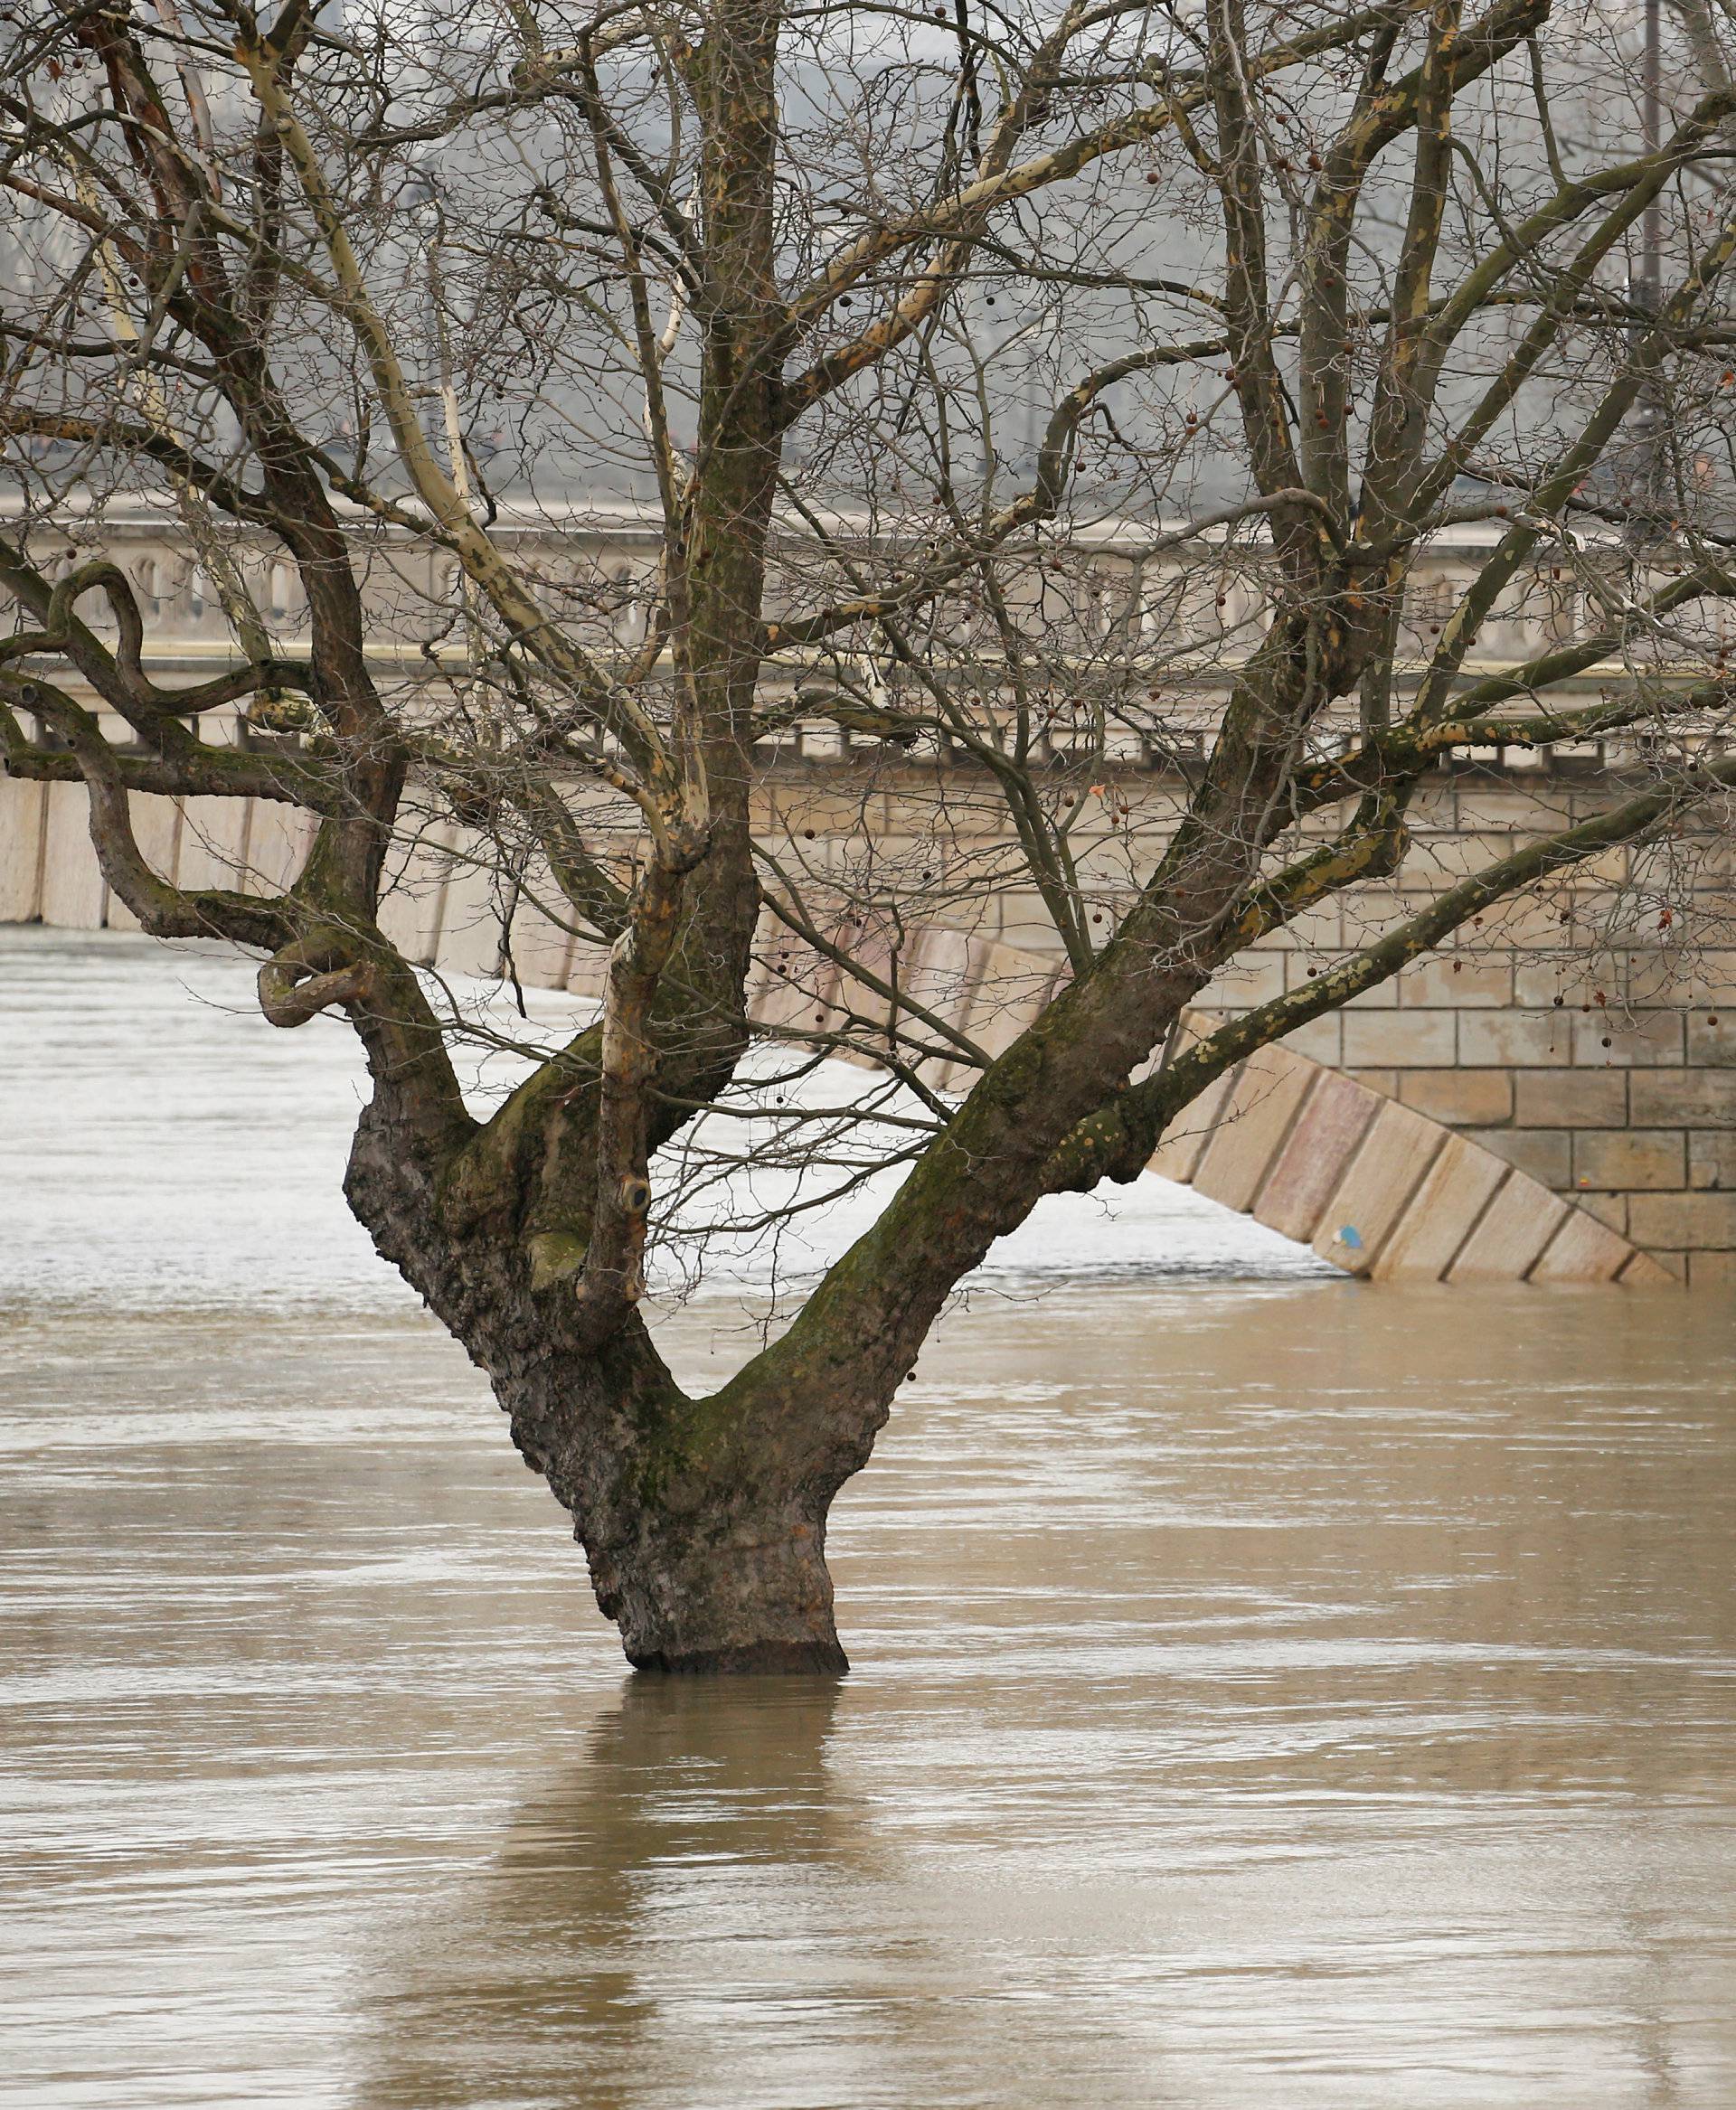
left=356, top=1681, right=898, bottom=2110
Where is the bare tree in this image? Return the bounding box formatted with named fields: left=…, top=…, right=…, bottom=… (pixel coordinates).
left=5, top=0, right=1735, bottom=1670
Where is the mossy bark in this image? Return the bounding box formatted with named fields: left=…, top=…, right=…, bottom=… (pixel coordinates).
left=344, top=1062, right=851, bottom=1674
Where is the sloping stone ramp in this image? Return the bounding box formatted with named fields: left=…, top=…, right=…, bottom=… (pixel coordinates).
left=1147, top=1028, right=1670, bottom=1285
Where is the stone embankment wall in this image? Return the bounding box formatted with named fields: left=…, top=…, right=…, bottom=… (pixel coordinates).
left=1, top=766, right=1694, bottom=1285
left=763, top=760, right=1732, bottom=1285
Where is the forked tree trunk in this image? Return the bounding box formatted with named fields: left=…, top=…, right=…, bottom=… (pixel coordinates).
left=320, top=0, right=867, bottom=1676
left=345, top=1091, right=858, bottom=1673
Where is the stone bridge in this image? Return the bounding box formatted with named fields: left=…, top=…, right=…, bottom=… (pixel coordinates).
left=6, top=744, right=1730, bottom=1287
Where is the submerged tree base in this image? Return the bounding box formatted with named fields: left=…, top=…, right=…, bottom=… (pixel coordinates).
left=627, top=1639, right=850, bottom=1676
left=599, top=1517, right=852, bottom=1678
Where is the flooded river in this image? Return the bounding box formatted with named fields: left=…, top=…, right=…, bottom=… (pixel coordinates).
left=4, top=931, right=1735, bottom=2107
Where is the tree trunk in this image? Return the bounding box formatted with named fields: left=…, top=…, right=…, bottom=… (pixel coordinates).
left=582, top=1496, right=846, bottom=1676
left=345, top=1086, right=854, bottom=1673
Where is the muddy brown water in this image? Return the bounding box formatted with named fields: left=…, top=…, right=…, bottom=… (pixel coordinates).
left=3, top=933, right=1734, bottom=2108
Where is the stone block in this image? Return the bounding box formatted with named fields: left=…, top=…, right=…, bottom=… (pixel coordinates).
left=750, top=927, right=841, bottom=1034
left=1571, top=1130, right=1686, bottom=1192
left=566, top=937, right=610, bottom=1003
left=1446, top=1177, right=1568, bottom=1282
left=1396, top=838, right=1474, bottom=892
left=1455, top=786, right=1567, bottom=832
left=1674, top=953, right=1736, bottom=1004
left=741, top=900, right=787, bottom=1001
left=1280, top=1013, right=1343, bottom=1064
left=235, top=799, right=315, bottom=898
left=1599, top=945, right=1705, bottom=1002
left=1631, top=1070, right=1736, bottom=1126
left=1193, top=1047, right=1317, bottom=1214
left=770, top=783, right=890, bottom=838
left=1570, top=1009, right=1684, bottom=1067
left=375, top=826, right=454, bottom=965
left=434, top=843, right=507, bottom=980
left=1399, top=956, right=1514, bottom=1007
left=1576, top=844, right=1633, bottom=884
left=1690, top=837, right=1736, bottom=878
left=1686, top=1251, right=1736, bottom=1288
left=1619, top=1250, right=1686, bottom=1286
left=1688, top=1130, right=1736, bottom=1192
left=1370, top=1137, right=1508, bottom=1281
left=791, top=830, right=867, bottom=881
left=896, top=927, right=979, bottom=1089
left=1530, top=1206, right=1636, bottom=1284
left=1685, top=1013, right=1736, bottom=1066
left=1342, top=1010, right=1457, bottom=1067
left=1398, top=1069, right=1514, bottom=1126
left=1596, top=951, right=1681, bottom=1010
left=1628, top=1192, right=1736, bottom=1250
left=1514, top=962, right=1580, bottom=1008
left=1403, top=787, right=1461, bottom=828
left=946, top=935, right=1004, bottom=1062
left=1457, top=829, right=1543, bottom=873
left=1199, top=954, right=1287, bottom=1008
left=1263, top=904, right=1343, bottom=950
left=948, top=941, right=1058, bottom=1060
left=898, top=925, right=976, bottom=1030
left=104, top=794, right=181, bottom=931
left=1340, top=890, right=1409, bottom=945
left=505, top=892, right=575, bottom=992
left=833, top=923, right=924, bottom=1045
left=1458, top=1011, right=1572, bottom=1067
left=37, top=783, right=106, bottom=928
left=995, top=890, right=1066, bottom=951
left=174, top=795, right=250, bottom=895
left=1469, top=1127, right=1572, bottom=1189
left=1347, top=1068, right=1399, bottom=1097
left=1256, top=1070, right=1381, bottom=1242
left=0, top=776, right=46, bottom=920
left=1311, top=1102, right=1448, bottom=1273
left=1575, top=1191, right=1629, bottom=1233
left=1147, top=1067, right=1239, bottom=1185
left=1463, top=892, right=1576, bottom=947
left=1513, top=1069, right=1628, bottom=1127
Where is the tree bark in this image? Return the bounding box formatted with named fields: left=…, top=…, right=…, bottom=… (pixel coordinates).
left=344, top=1060, right=850, bottom=1673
